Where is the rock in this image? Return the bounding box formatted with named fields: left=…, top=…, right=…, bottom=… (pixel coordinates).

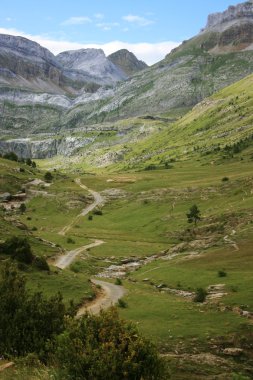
left=57, top=48, right=127, bottom=84
left=0, top=192, right=12, bottom=202
left=0, top=136, right=95, bottom=159
left=205, top=3, right=253, bottom=32
left=223, top=348, right=244, bottom=357
left=11, top=220, right=28, bottom=230
left=0, top=34, right=92, bottom=95
left=157, top=283, right=166, bottom=289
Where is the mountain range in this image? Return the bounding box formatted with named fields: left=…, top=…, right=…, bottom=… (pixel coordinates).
left=1, top=1, right=253, bottom=160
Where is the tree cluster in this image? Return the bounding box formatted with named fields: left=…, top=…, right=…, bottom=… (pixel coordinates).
left=0, top=264, right=66, bottom=358
left=0, top=264, right=167, bottom=379
left=0, top=236, right=49, bottom=270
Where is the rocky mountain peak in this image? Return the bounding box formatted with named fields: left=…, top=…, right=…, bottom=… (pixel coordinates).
left=57, top=48, right=127, bottom=83
left=108, top=49, right=148, bottom=76
left=0, top=33, right=58, bottom=65
left=203, top=1, right=253, bottom=32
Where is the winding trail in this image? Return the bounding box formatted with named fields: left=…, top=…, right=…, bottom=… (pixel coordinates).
left=77, top=279, right=127, bottom=317
left=52, top=178, right=126, bottom=314
left=58, top=178, right=104, bottom=236
left=54, top=239, right=104, bottom=269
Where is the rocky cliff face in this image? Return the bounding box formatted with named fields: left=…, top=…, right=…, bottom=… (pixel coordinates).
left=0, top=34, right=86, bottom=94
left=0, top=136, right=95, bottom=159
left=205, top=2, right=253, bottom=32
left=108, top=49, right=148, bottom=76
left=57, top=49, right=127, bottom=84
left=199, top=2, right=253, bottom=52
left=0, top=34, right=128, bottom=95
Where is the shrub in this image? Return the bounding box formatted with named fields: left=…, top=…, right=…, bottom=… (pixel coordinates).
left=218, top=270, right=227, bottom=277
left=222, top=177, right=229, bottom=182
left=115, top=278, right=122, bottom=285
left=33, top=256, right=50, bottom=271
left=66, top=237, right=75, bottom=244
left=0, top=263, right=66, bottom=358
left=193, top=287, right=207, bottom=303
left=88, top=215, right=93, bottom=221
left=0, top=236, right=34, bottom=264
left=117, top=298, right=127, bottom=308
left=55, top=308, right=167, bottom=380
left=44, top=172, right=53, bottom=183
left=3, top=152, right=18, bottom=161
left=93, top=209, right=103, bottom=215
left=145, top=164, right=157, bottom=171
left=26, top=158, right=32, bottom=166
left=19, top=203, right=26, bottom=213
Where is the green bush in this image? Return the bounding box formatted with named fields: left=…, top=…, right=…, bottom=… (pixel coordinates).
left=44, top=172, right=53, bottom=182
left=55, top=308, right=167, bottom=380
left=115, top=278, right=122, bottom=285
left=0, top=236, right=34, bottom=264
left=19, top=203, right=26, bottom=213
left=3, top=152, right=18, bottom=161
left=33, top=256, right=50, bottom=271
left=145, top=164, right=157, bottom=171
left=218, top=270, right=227, bottom=277
left=117, top=298, right=127, bottom=308
left=0, top=263, right=67, bottom=358
left=93, top=209, right=103, bottom=215
left=193, top=287, right=207, bottom=303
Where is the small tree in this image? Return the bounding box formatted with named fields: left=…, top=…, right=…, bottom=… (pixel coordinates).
left=19, top=203, right=26, bottom=213
left=3, top=152, right=18, bottom=162
left=194, top=287, right=207, bottom=303
left=186, top=204, right=201, bottom=226
left=44, top=172, right=53, bottom=183
left=1, top=236, right=34, bottom=264
left=26, top=158, right=32, bottom=166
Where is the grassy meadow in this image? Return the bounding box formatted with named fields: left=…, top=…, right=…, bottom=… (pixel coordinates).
left=1, top=75, right=253, bottom=378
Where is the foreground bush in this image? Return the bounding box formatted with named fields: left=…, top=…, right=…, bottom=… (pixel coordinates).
left=0, top=264, right=66, bottom=358
left=0, top=236, right=34, bottom=264
left=0, top=265, right=167, bottom=378
left=56, top=308, right=167, bottom=380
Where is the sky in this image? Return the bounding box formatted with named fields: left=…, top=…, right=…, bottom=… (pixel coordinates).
left=0, top=0, right=243, bottom=64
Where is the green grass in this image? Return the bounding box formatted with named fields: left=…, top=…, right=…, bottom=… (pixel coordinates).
left=129, top=238, right=253, bottom=309
left=25, top=267, right=93, bottom=306
left=119, top=281, right=247, bottom=348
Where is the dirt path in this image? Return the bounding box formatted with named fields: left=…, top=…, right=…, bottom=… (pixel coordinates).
left=52, top=178, right=126, bottom=314
left=59, top=178, right=104, bottom=236
left=77, top=279, right=127, bottom=316
left=54, top=239, right=104, bottom=269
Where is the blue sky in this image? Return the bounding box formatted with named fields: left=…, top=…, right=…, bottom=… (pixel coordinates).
left=0, top=0, right=242, bottom=64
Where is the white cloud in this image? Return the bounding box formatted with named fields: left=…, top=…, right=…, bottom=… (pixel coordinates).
left=94, top=13, right=104, bottom=20
left=122, top=14, right=154, bottom=27
left=96, top=22, right=120, bottom=31
left=0, top=27, right=180, bottom=65
left=61, top=16, right=92, bottom=26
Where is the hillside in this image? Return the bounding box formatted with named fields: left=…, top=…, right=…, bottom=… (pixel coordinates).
left=2, top=2, right=253, bottom=143
left=27, top=72, right=253, bottom=172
